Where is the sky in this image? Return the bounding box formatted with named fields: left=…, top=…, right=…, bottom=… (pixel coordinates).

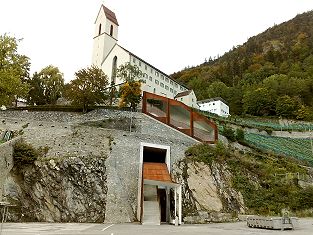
left=0, top=0, right=312, bottom=82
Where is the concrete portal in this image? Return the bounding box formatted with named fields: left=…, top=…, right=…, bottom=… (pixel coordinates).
left=138, top=143, right=182, bottom=225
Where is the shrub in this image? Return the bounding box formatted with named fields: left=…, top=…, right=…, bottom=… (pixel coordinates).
left=221, top=125, right=236, bottom=142
left=185, top=142, right=228, bottom=164
left=13, top=142, right=40, bottom=166
left=185, top=143, right=216, bottom=164
left=235, top=128, right=245, bottom=142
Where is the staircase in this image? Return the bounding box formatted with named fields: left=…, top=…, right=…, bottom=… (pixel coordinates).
left=142, top=185, right=160, bottom=225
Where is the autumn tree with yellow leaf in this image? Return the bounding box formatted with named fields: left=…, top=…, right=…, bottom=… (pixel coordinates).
left=116, top=63, right=143, bottom=110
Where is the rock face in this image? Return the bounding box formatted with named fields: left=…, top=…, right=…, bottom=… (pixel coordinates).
left=0, top=110, right=197, bottom=223
left=173, top=160, right=245, bottom=223
left=3, top=156, right=107, bottom=222
left=0, top=109, right=246, bottom=223
left=0, top=137, right=20, bottom=199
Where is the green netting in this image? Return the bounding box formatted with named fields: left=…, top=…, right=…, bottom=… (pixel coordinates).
left=245, top=133, right=313, bottom=165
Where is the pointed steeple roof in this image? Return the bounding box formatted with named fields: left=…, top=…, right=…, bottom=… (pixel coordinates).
left=102, top=5, right=119, bottom=26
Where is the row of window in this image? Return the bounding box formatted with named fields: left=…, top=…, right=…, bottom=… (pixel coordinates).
left=133, top=57, right=185, bottom=92
left=143, top=75, right=178, bottom=94
left=208, top=102, right=228, bottom=107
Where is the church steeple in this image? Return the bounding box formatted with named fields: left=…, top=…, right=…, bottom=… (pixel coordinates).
left=92, top=5, right=119, bottom=67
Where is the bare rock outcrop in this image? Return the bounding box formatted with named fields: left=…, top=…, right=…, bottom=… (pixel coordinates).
left=3, top=156, right=107, bottom=222
left=173, top=160, right=245, bottom=223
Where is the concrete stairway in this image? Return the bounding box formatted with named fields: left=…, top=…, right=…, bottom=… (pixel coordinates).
left=142, top=185, right=160, bottom=225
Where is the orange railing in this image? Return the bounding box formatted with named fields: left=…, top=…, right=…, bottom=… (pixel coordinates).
left=142, top=92, right=218, bottom=143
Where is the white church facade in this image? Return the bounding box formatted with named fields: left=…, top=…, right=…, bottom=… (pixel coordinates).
left=92, top=5, right=199, bottom=108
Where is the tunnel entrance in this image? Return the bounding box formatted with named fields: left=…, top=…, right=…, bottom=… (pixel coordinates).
left=143, top=146, right=167, bottom=163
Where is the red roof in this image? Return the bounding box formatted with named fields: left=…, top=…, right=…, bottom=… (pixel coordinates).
left=143, top=163, right=172, bottom=182
left=102, top=5, right=119, bottom=26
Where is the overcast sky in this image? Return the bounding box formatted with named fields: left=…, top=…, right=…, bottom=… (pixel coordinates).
left=0, top=0, right=312, bottom=82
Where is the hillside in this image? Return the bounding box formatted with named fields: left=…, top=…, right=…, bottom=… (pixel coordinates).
left=171, top=10, right=313, bottom=119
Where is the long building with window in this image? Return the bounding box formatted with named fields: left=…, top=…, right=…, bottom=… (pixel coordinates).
left=92, top=5, right=199, bottom=108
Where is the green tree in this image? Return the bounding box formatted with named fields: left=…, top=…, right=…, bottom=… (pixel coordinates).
left=207, top=81, right=229, bottom=99
left=116, top=62, right=142, bottom=83
left=116, top=63, right=143, bottom=109
left=296, top=105, right=313, bottom=121
left=275, top=95, right=300, bottom=118
left=243, top=87, right=275, bottom=116
left=0, top=34, right=30, bottom=106
left=27, top=72, right=46, bottom=105
left=27, top=65, right=64, bottom=105
left=65, top=66, right=109, bottom=112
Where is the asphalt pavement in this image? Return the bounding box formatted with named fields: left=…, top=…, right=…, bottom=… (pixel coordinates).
left=0, top=218, right=312, bottom=235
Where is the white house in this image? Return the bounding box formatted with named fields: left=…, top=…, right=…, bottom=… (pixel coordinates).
left=174, top=90, right=199, bottom=109
left=197, top=97, right=230, bottom=117
left=92, top=5, right=197, bottom=107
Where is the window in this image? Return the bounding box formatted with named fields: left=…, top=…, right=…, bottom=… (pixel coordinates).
left=98, top=24, right=102, bottom=35
left=165, top=77, right=169, bottom=83
left=170, top=80, right=173, bottom=85
left=149, top=76, right=152, bottom=81
left=139, top=61, right=141, bottom=66
left=165, top=85, right=169, bottom=90
left=174, top=90, right=177, bottom=95
left=151, top=68, right=153, bottom=73
left=160, top=83, right=164, bottom=88
left=144, top=73, right=148, bottom=78
left=213, top=103, right=215, bottom=105
left=155, top=79, right=159, bottom=85
left=153, top=88, right=156, bottom=93
left=110, top=25, right=113, bottom=36
left=111, top=56, right=117, bottom=84
left=155, top=71, right=159, bottom=77
left=174, top=83, right=178, bottom=88
left=161, top=75, right=164, bottom=80
left=145, top=65, right=147, bottom=70
left=192, top=98, right=194, bottom=102
left=133, top=57, right=136, bottom=63
left=180, top=98, right=183, bottom=101
left=180, top=86, right=184, bottom=91
left=170, top=88, right=173, bottom=93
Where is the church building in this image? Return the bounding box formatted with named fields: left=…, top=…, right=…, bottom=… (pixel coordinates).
left=92, top=5, right=199, bottom=108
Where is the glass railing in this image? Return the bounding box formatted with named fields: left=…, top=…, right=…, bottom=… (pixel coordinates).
left=142, top=92, right=218, bottom=143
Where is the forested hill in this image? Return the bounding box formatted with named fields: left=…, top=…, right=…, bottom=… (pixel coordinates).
left=171, top=10, right=313, bottom=119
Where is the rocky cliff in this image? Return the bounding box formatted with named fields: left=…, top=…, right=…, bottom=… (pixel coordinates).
left=173, top=159, right=245, bottom=223
left=4, top=156, right=107, bottom=222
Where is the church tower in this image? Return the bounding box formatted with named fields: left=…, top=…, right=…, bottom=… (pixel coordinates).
left=92, top=5, right=119, bottom=68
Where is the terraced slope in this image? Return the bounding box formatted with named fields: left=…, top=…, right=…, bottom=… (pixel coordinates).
left=245, top=133, right=313, bottom=165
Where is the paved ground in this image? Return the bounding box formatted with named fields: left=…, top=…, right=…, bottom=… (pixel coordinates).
left=0, top=219, right=312, bottom=235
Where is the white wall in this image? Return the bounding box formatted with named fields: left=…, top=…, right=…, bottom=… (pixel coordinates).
left=100, top=45, right=130, bottom=84
left=92, top=7, right=118, bottom=67
left=92, top=6, right=199, bottom=109
left=130, top=55, right=188, bottom=99
left=175, top=91, right=199, bottom=108
left=199, top=100, right=229, bottom=117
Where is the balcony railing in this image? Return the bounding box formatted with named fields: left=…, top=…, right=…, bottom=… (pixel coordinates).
left=142, top=92, right=218, bottom=143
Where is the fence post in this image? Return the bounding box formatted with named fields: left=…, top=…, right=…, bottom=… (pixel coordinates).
left=167, top=98, right=170, bottom=125
left=190, top=111, right=194, bottom=137
left=142, top=92, right=147, bottom=114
